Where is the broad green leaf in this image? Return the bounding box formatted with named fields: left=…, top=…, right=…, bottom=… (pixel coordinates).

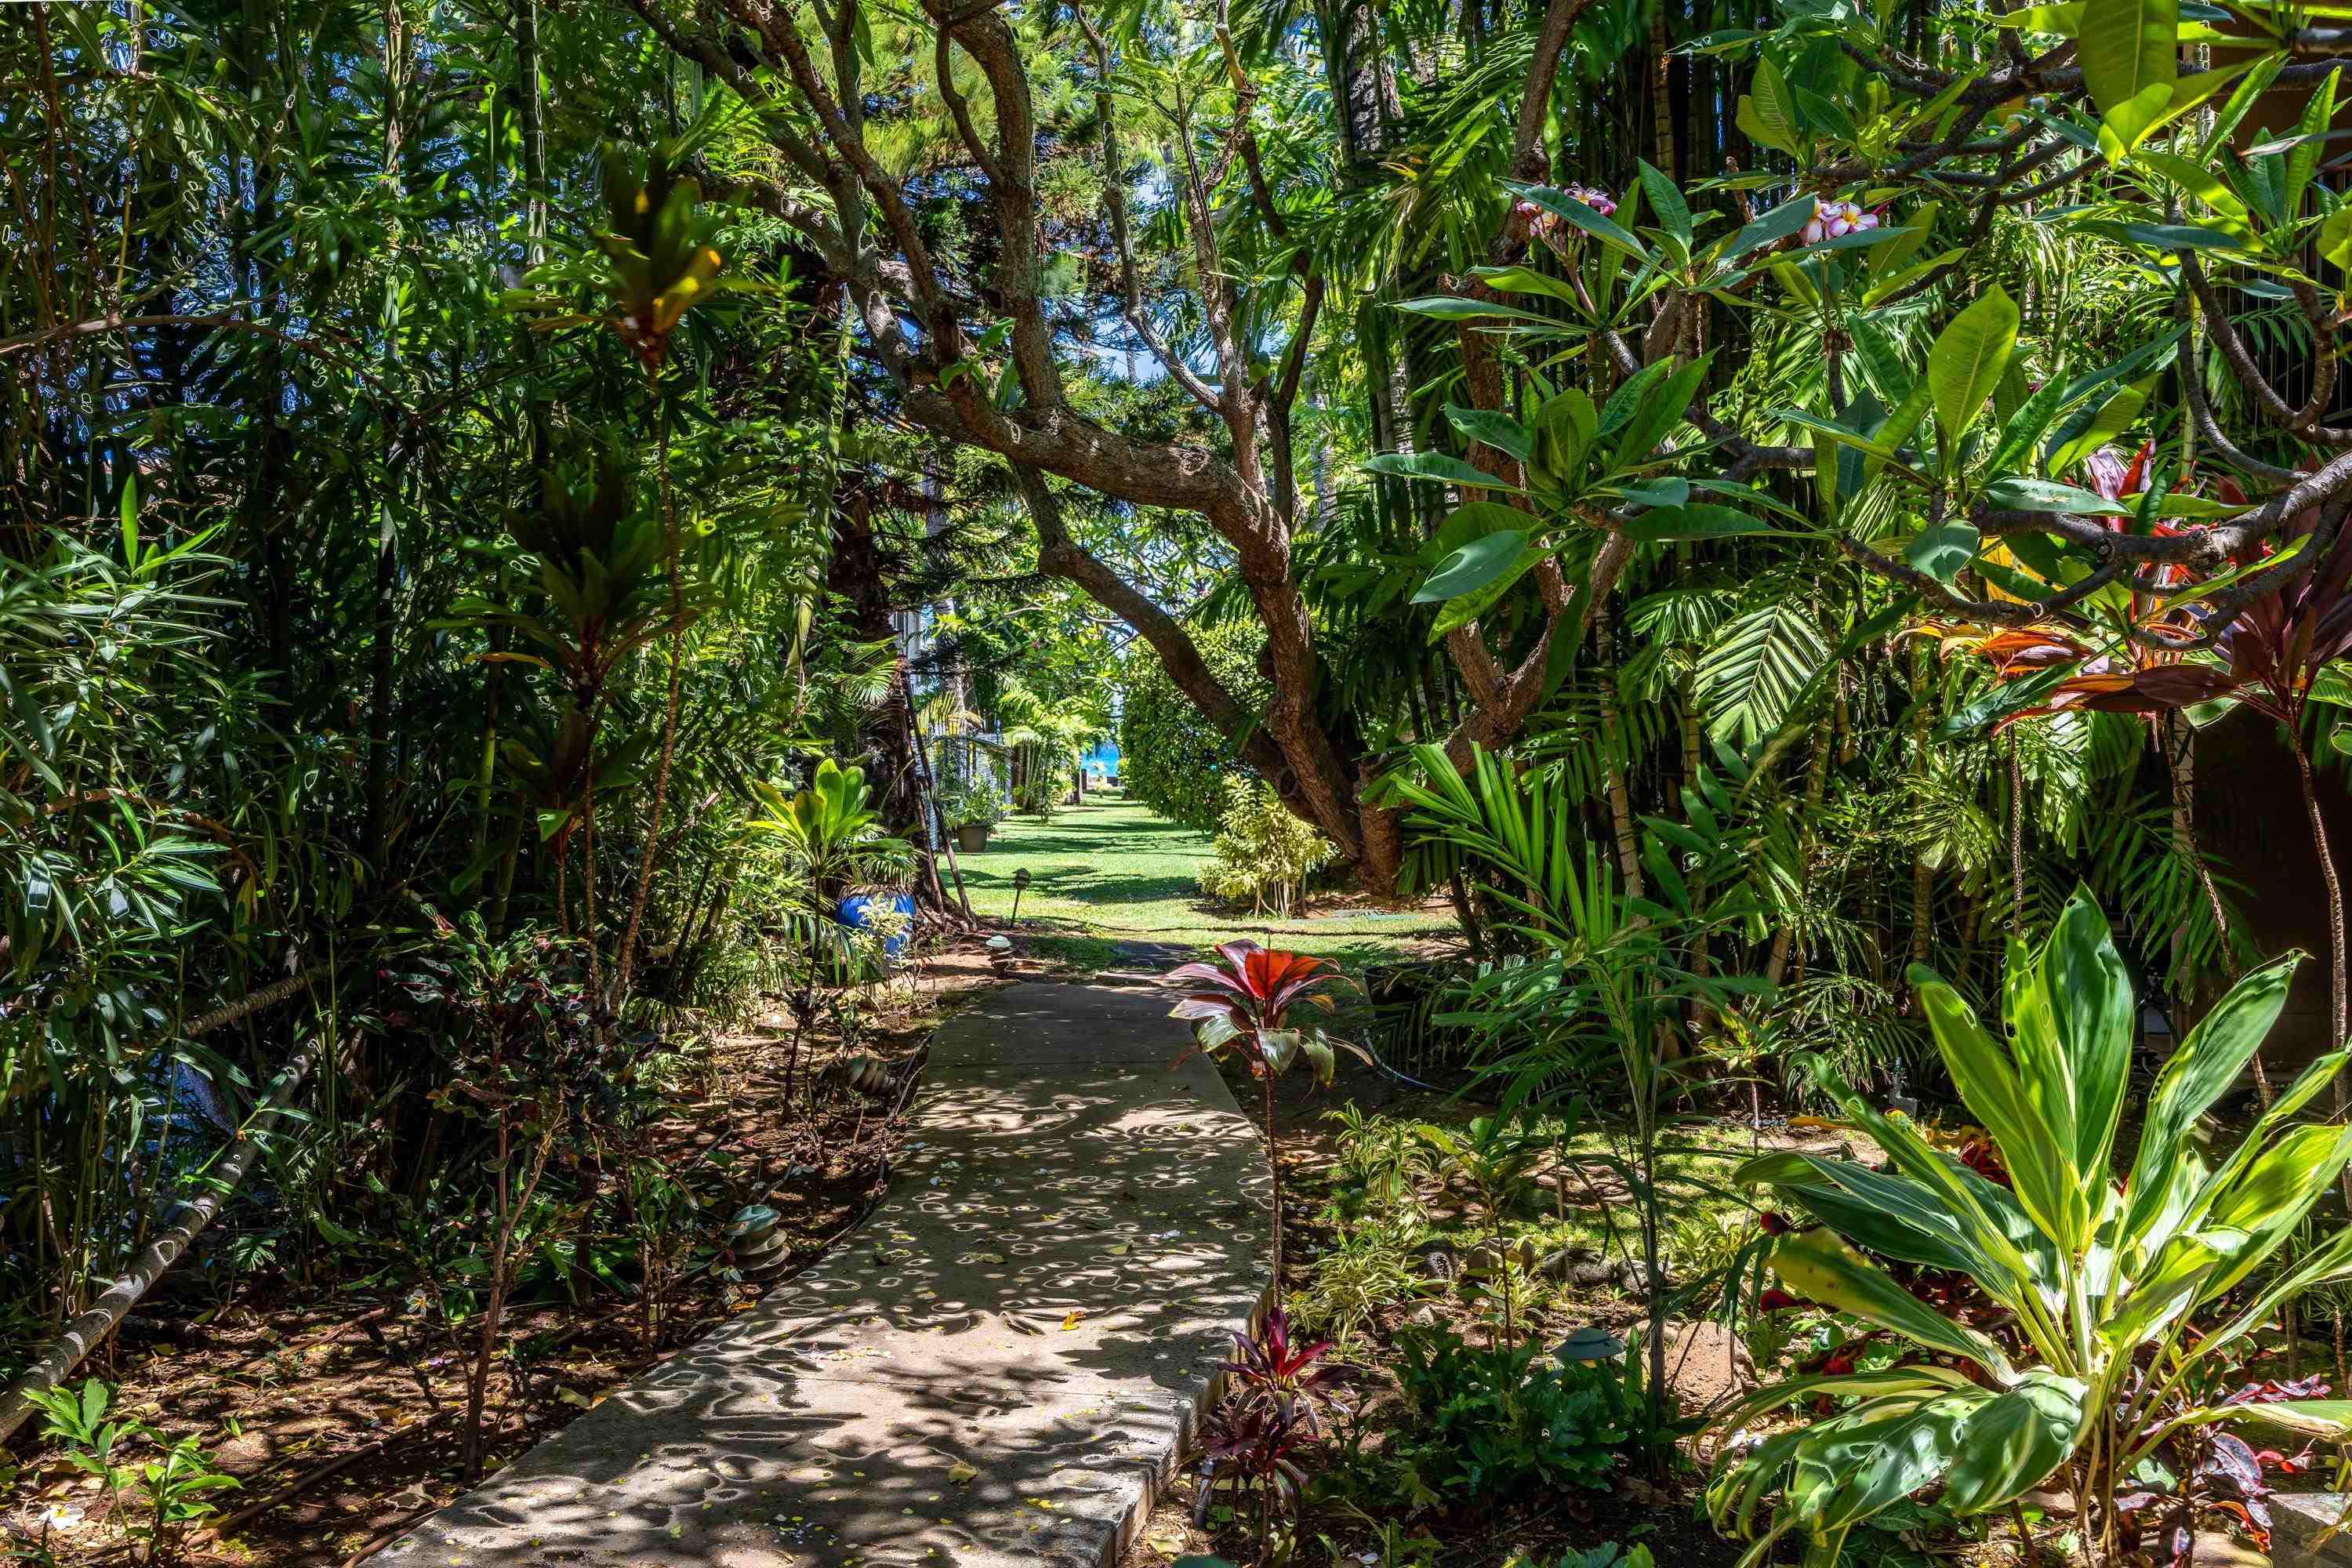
left=1718, top=194, right=1819, bottom=267
left=1747, top=1152, right=1998, bottom=1279
left=1927, top=285, right=2020, bottom=461
left=2083, top=220, right=2246, bottom=252
left=1515, top=183, right=1652, bottom=263
left=1802, top=1056, right=2059, bottom=1318
left=1428, top=501, right=1537, bottom=567
left=2121, top=955, right=2299, bottom=1254
left=2201, top=1122, right=2352, bottom=1298
left=1446, top=404, right=1534, bottom=464
left=1913, top=968, right=2085, bottom=1254
left=2045, top=379, right=2151, bottom=477
left=1363, top=452, right=1520, bottom=491
left=2134, top=149, right=2252, bottom=230
left=1817, top=1394, right=1988, bottom=1530
left=1996, top=2, right=2081, bottom=30
left=1534, top=388, right=1601, bottom=487
left=1637, top=159, right=1693, bottom=249
left=1769, top=1228, right=2011, bottom=1371
left=1980, top=477, right=2127, bottom=515
left=1610, top=352, right=1713, bottom=466
left=1617, top=503, right=1781, bottom=543
left=1739, top=59, right=1804, bottom=156
left=1598, top=362, right=1670, bottom=437
left=2043, top=888, right=2134, bottom=1194
left=2183, top=1402, right=2352, bottom=1442
left=1904, top=521, right=1980, bottom=587
left=1614, top=477, right=1690, bottom=508
left=1415, top=530, right=1534, bottom=603
left=2286, top=68, right=2341, bottom=222
left=1469, top=264, right=1581, bottom=303
left=1393, top=296, right=1561, bottom=325
left=2082, top=0, right=2176, bottom=159
left=1937, top=1371, right=2089, bottom=1515
left=1711, top=1366, right=1976, bottom=1436
left=2323, top=207, right=2352, bottom=271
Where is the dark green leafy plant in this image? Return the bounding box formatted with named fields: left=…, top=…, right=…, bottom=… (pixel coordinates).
left=1711, top=891, right=2352, bottom=1568
left=1385, top=1324, right=1631, bottom=1507
left=18, top=1379, right=236, bottom=1563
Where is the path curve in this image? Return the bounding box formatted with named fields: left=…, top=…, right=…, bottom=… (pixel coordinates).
left=383, top=982, right=1268, bottom=1567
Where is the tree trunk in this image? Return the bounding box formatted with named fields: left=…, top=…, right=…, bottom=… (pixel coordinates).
left=0, top=1040, right=318, bottom=1445
left=1595, top=595, right=1644, bottom=897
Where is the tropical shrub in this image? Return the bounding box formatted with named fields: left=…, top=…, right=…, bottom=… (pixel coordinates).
left=21, top=1378, right=238, bottom=1560
left=1120, top=619, right=1266, bottom=834
left=1386, top=1325, right=1630, bottom=1505
left=1199, top=777, right=1337, bottom=916
left=1710, top=891, right=2352, bottom=1568
left=1287, top=1224, right=1421, bottom=1345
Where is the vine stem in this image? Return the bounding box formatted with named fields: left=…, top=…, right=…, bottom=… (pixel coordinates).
left=2293, top=737, right=2351, bottom=1210
left=1261, top=1065, right=1282, bottom=1285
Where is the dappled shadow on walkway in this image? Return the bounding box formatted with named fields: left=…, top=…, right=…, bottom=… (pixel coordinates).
left=382, top=985, right=1268, bottom=1567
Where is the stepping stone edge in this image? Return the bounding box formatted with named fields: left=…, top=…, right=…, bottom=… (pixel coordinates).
left=2278, top=1494, right=2352, bottom=1567
left=381, top=982, right=1273, bottom=1567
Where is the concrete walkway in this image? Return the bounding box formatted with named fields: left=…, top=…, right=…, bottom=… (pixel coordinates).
left=383, top=982, right=1268, bottom=1568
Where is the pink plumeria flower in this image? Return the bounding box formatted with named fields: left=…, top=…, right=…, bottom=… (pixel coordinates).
left=1564, top=183, right=1617, bottom=217
left=1800, top=198, right=1879, bottom=245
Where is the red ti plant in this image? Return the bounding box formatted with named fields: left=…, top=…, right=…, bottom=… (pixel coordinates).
left=1167, top=942, right=1359, bottom=1278
left=1926, top=452, right=2352, bottom=1073
left=1197, top=1392, right=1316, bottom=1565
left=1221, top=1305, right=1356, bottom=1434
left=2038, top=502, right=2352, bottom=1058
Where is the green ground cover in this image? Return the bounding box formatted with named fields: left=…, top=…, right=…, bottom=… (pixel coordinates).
left=951, top=792, right=1456, bottom=966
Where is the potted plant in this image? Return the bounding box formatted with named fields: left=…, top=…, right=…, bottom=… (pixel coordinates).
left=938, top=779, right=1003, bottom=854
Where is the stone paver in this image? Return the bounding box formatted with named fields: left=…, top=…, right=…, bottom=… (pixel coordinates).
left=2278, top=1494, right=2350, bottom=1566
left=383, top=982, right=1267, bottom=1568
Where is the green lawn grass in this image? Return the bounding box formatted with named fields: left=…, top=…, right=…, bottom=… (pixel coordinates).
left=949, top=792, right=1456, bottom=967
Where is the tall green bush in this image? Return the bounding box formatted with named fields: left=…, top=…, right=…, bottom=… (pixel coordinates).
left=1119, top=620, right=1265, bottom=833
left=1200, top=778, right=1335, bottom=916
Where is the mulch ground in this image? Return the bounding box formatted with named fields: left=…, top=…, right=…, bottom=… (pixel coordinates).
left=2, top=942, right=1012, bottom=1566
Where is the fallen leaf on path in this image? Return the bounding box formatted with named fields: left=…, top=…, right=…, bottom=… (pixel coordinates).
left=947, top=1461, right=978, bottom=1486
left=1060, top=1311, right=1084, bottom=1330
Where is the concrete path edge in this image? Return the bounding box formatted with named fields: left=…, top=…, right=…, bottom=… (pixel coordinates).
left=382, top=982, right=1269, bottom=1568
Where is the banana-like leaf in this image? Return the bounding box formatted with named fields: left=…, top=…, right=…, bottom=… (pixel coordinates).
left=1912, top=968, right=2090, bottom=1257
left=2044, top=889, right=2134, bottom=1192
left=1937, top=1370, right=2089, bottom=1514
left=1802, top=1056, right=2060, bottom=1322
left=2198, top=1122, right=2352, bottom=1299
left=2121, top=953, right=2299, bottom=1255
left=1743, top=1152, right=1997, bottom=1283
left=1769, top=1228, right=2012, bottom=1375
